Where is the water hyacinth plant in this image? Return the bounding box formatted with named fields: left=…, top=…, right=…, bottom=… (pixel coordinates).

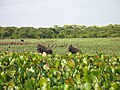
left=0, top=51, right=120, bottom=90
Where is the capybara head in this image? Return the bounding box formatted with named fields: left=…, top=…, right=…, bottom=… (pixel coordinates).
left=68, top=45, right=80, bottom=54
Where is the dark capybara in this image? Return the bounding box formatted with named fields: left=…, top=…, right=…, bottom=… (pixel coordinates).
left=68, top=45, right=80, bottom=54
left=36, top=44, right=52, bottom=54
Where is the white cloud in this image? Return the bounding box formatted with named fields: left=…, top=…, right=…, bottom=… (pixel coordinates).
left=0, top=0, right=120, bottom=27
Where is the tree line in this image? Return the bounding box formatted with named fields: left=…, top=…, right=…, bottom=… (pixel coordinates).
left=0, top=24, right=120, bottom=39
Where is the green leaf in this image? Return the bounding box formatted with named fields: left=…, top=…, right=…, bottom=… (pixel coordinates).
left=64, top=84, right=69, bottom=90
left=39, top=77, right=47, bottom=87
left=82, top=82, right=92, bottom=90
left=95, top=82, right=102, bottom=90
left=0, top=79, right=4, bottom=85
left=67, top=60, right=75, bottom=68
left=61, top=59, right=67, bottom=67
left=7, top=70, right=15, bottom=76
left=110, top=82, right=120, bottom=90
left=83, top=57, right=88, bottom=65
left=115, top=67, right=120, bottom=74
left=105, top=66, right=112, bottom=73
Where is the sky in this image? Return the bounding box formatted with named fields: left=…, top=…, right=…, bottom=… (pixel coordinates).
left=0, top=0, right=120, bottom=27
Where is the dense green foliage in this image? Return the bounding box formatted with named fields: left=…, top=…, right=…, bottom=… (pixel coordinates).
left=0, top=51, right=120, bottom=89
left=0, top=24, right=120, bottom=39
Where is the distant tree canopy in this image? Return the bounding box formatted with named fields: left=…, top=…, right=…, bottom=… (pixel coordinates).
left=0, top=24, right=120, bottom=39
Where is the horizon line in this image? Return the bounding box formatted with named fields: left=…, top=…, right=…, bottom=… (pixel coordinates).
left=0, top=23, right=120, bottom=28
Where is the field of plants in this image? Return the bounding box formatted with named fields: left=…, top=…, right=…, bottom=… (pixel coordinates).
left=0, top=38, right=120, bottom=55
left=0, top=51, right=120, bottom=89
left=0, top=38, right=120, bottom=89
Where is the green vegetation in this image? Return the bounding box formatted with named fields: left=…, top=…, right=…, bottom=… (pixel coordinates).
left=0, top=24, right=120, bottom=89
left=0, top=24, right=120, bottom=39
left=0, top=38, right=120, bottom=55
left=0, top=51, right=120, bottom=89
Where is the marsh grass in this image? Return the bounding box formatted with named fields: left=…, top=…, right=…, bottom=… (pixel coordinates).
left=0, top=38, right=120, bottom=55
